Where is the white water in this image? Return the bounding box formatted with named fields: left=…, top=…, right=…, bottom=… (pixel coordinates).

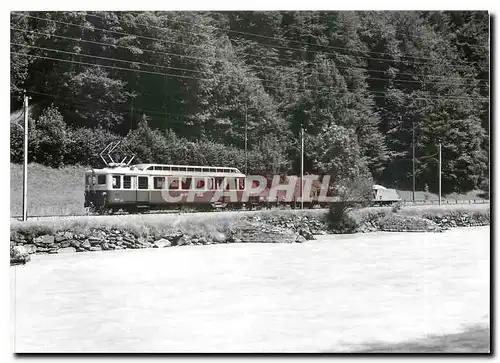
left=12, top=227, right=489, bottom=353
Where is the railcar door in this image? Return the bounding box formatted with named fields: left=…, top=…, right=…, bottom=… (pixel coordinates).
left=136, top=175, right=150, bottom=203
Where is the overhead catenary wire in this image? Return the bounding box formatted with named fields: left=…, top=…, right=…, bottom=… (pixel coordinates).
left=11, top=42, right=482, bottom=89
left=12, top=51, right=489, bottom=103
left=13, top=12, right=489, bottom=72
left=11, top=38, right=487, bottom=88
left=86, top=11, right=490, bottom=64
left=11, top=42, right=211, bottom=77
left=13, top=26, right=487, bottom=83
left=28, top=89, right=201, bottom=122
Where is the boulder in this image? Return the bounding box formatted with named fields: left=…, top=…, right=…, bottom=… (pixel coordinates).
left=212, top=232, right=228, bottom=243
left=81, top=240, right=91, bottom=249
left=299, top=228, right=315, bottom=240
left=11, top=245, right=30, bottom=265
left=296, top=235, right=307, bottom=243
left=58, top=247, right=77, bottom=253
left=23, top=244, right=37, bottom=254
left=90, top=246, right=102, bottom=251
left=54, top=233, right=67, bottom=243
left=165, top=231, right=184, bottom=243
left=101, top=242, right=110, bottom=250
left=69, top=240, right=81, bottom=248
left=34, top=235, right=55, bottom=246
left=177, top=236, right=191, bottom=246
left=154, top=238, right=171, bottom=248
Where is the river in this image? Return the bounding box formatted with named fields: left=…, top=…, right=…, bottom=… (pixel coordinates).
left=12, top=227, right=490, bottom=353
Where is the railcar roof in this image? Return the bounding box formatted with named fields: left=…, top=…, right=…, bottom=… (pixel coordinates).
left=86, top=164, right=245, bottom=177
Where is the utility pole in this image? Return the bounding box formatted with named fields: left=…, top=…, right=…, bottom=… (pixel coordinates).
left=300, top=125, right=304, bottom=210
left=438, top=142, right=442, bottom=206
left=23, top=93, right=29, bottom=221
left=412, top=121, right=416, bottom=203
left=244, top=103, right=248, bottom=175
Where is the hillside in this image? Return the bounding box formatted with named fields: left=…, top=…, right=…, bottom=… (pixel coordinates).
left=10, top=11, right=489, bottom=195
left=10, top=163, right=87, bottom=216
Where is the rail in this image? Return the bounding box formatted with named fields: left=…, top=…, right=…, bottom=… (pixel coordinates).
left=9, top=198, right=489, bottom=221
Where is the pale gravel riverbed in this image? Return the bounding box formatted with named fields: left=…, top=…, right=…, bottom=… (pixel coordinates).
left=12, top=227, right=489, bottom=353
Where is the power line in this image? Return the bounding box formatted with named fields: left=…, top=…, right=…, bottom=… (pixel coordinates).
left=28, top=90, right=199, bottom=121
left=10, top=38, right=489, bottom=93
left=89, top=11, right=489, bottom=63
left=12, top=26, right=487, bottom=83
left=14, top=12, right=489, bottom=71
left=11, top=42, right=479, bottom=88
left=13, top=51, right=488, bottom=102
left=88, top=11, right=487, bottom=69
left=11, top=43, right=211, bottom=77
left=11, top=52, right=209, bottom=81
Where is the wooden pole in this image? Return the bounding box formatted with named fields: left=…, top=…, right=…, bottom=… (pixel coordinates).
left=301, top=126, right=304, bottom=210
left=245, top=103, right=248, bottom=175
left=23, top=93, right=29, bottom=221
left=438, top=142, right=442, bottom=206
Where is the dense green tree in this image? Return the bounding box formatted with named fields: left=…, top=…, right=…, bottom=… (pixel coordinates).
left=10, top=11, right=489, bottom=194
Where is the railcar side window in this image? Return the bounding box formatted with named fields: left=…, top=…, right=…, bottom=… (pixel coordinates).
left=215, top=177, right=224, bottom=190
left=112, top=175, right=121, bottom=189
left=168, top=178, right=179, bottom=190
left=138, top=176, right=149, bottom=189
left=123, top=176, right=131, bottom=189
left=238, top=178, right=245, bottom=190
left=97, top=175, right=106, bottom=184
left=154, top=177, right=165, bottom=189
left=195, top=178, right=205, bottom=189
left=181, top=177, right=192, bottom=190
left=225, top=178, right=236, bottom=190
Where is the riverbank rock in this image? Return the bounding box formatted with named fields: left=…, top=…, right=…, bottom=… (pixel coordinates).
left=11, top=245, right=31, bottom=265
left=58, top=246, right=76, bottom=253
left=154, top=238, right=171, bottom=248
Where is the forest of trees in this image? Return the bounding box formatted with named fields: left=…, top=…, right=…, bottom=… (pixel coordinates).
left=10, top=11, right=489, bottom=194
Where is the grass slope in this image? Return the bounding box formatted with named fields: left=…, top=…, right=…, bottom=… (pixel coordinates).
left=10, top=163, right=88, bottom=216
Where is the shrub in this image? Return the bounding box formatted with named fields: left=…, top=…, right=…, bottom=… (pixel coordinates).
left=327, top=203, right=359, bottom=233
left=377, top=214, right=440, bottom=232
left=479, top=179, right=489, bottom=199
left=31, top=105, right=69, bottom=167
left=391, top=201, right=403, bottom=213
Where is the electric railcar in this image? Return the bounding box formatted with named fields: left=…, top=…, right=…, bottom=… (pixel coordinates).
left=84, top=163, right=401, bottom=214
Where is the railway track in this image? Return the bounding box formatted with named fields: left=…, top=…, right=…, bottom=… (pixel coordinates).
left=10, top=199, right=489, bottom=221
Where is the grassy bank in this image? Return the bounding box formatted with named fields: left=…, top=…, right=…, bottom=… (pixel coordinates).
left=11, top=203, right=489, bottom=237
left=10, top=163, right=88, bottom=216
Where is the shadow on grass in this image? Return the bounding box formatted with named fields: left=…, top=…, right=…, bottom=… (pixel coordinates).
left=352, top=325, right=490, bottom=353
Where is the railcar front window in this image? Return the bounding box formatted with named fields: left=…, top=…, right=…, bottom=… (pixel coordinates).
left=123, top=176, right=131, bottom=189
left=97, top=175, right=106, bottom=184
left=112, top=175, right=121, bottom=189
